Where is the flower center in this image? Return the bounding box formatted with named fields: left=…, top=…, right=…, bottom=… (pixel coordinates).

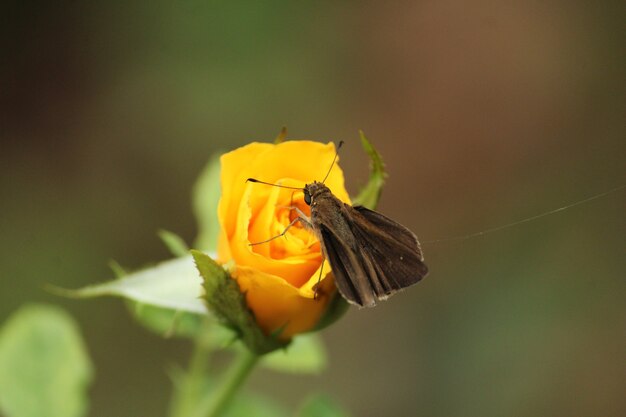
left=267, top=198, right=318, bottom=259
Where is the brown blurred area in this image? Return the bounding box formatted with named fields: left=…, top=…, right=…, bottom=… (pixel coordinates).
left=1, top=1, right=624, bottom=416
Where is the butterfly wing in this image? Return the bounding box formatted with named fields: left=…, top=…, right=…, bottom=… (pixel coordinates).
left=319, top=204, right=428, bottom=307
left=319, top=223, right=376, bottom=307
left=352, top=206, right=425, bottom=261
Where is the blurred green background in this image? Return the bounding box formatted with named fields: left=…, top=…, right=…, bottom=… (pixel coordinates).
left=1, top=1, right=624, bottom=416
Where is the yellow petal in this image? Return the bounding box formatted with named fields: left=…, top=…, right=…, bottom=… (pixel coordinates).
left=232, top=265, right=335, bottom=338
left=216, top=140, right=351, bottom=338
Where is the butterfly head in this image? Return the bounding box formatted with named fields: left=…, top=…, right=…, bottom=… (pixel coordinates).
left=303, top=181, right=332, bottom=206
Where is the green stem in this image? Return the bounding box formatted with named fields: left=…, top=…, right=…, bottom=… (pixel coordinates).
left=191, top=349, right=259, bottom=417
left=170, top=319, right=213, bottom=417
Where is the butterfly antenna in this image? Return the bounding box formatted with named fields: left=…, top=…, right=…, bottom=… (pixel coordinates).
left=246, top=178, right=303, bottom=190
left=322, top=140, right=344, bottom=184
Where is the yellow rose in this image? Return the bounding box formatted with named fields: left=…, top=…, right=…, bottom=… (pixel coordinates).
left=217, top=140, right=350, bottom=339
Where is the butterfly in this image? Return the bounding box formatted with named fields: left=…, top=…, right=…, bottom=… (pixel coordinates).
left=247, top=141, right=428, bottom=307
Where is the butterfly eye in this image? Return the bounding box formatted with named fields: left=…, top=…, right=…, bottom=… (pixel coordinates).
left=304, top=191, right=311, bottom=205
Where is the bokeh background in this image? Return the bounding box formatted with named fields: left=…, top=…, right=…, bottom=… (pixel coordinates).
left=1, top=1, right=624, bottom=416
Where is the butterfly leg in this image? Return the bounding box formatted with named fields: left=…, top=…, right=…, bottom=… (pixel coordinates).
left=275, top=191, right=299, bottom=211
left=292, top=207, right=312, bottom=228
left=248, top=216, right=304, bottom=246
left=293, top=208, right=325, bottom=300
left=313, top=261, right=324, bottom=300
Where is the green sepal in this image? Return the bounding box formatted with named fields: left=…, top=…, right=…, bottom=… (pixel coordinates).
left=352, top=130, right=387, bottom=210
left=191, top=250, right=287, bottom=355
left=274, top=126, right=288, bottom=144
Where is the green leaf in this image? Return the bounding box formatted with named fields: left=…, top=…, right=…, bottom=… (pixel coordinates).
left=128, top=302, right=236, bottom=345
left=158, top=229, right=190, bottom=257
left=260, top=334, right=326, bottom=374
left=224, top=391, right=289, bottom=417
left=54, top=256, right=207, bottom=315
left=193, top=153, right=222, bottom=252
left=296, top=394, right=351, bottom=417
left=352, top=131, right=387, bottom=210
left=127, top=302, right=204, bottom=339
left=0, top=304, right=93, bottom=417
left=191, top=250, right=287, bottom=354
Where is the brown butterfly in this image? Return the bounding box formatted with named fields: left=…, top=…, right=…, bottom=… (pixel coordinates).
left=247, top=142, right=428, bottom=307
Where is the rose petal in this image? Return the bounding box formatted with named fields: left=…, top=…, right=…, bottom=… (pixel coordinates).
left=217, top=140, right=351, bottom=337
left=232, top=265, right=335, bottom=338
